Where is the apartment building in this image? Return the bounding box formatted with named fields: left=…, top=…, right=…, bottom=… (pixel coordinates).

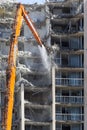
left=0, top=0, right=86, bottom=130
left=46, top=0, right=84, bottom=130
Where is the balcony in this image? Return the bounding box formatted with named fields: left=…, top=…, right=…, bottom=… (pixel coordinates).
left=56, top=113, right=84, bottom=121
left=56, top=96, right=84, bottom=104
left=54, top=58, right=83, bottom=68
left=55, top=78, right=84, bottom=86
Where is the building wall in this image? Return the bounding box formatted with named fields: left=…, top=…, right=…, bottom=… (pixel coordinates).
left=0, top=3, right=15, bottom=129
left=16, top=4, right=52, bottom=130
left=84, top=0, right=87, bottom=130
left=0, top=1, right=86, bottom=130
left=47, top=0, right=84, bottom=130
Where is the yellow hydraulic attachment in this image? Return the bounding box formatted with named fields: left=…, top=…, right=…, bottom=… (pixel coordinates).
left=2, top=3, right=42, bottom=130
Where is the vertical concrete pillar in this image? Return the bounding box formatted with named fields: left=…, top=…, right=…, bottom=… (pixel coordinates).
left=52, top=67, right=56, bottom=130
left=20, top=84, right=25, bottom=130
left=84, top=0, right=87, bottom=129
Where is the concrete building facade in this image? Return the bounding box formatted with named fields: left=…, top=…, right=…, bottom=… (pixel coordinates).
left=47, top=0, right=84, bottom=130
left=0, top=0, right=86, bottom=130
left=13, top=4, right=52, bottom=130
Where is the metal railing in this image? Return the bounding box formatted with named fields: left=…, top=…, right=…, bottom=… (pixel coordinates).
left=56, top=113, right=84, bottom=121
left=56, top=96, right=84, bottom=104
left=55, top=78, right=84, bottom=86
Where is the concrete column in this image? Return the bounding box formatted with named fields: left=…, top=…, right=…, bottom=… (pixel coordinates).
left=84, top=0, right=87, bottom=129
left=20, top=84, right=25, bottom=130
left=52, top=67, right=56, bottom=130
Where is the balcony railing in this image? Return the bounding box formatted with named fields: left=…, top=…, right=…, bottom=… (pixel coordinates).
left=56, top=113, right=84, bottom=121
left=55, top=78, right=84, bottom=86
left=56, top=96, right=84, bottom=104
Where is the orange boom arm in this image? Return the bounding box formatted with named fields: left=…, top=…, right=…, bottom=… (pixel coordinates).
left=2, top=3, right=42, bottom=130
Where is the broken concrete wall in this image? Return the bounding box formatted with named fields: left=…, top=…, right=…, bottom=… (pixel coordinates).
left=16, top=4, right=52, bottom=130
left=17, top=4, right=52, bottom=86
left=0, top=3, right=52, bottom=130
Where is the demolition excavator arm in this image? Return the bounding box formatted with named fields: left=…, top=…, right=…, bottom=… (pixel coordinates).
left=2, top=3, right=42, bottom=130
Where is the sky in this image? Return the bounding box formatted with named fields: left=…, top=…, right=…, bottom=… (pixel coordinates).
left=17, top=0, right=45, bottom=4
